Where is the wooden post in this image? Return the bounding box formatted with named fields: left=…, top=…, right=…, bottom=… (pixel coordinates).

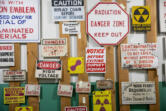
left=146, top=0, right=160, bottom=111
left=117, top=0, right=130, bottom=111
left=27, top=43, right=39, bottom=111
left=9, top=43, right=21, bottom=111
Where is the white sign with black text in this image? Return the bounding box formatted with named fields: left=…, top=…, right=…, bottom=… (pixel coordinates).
left=62, top=22, right=80, bottom=34
left=3, top=70, right=26, bottom=81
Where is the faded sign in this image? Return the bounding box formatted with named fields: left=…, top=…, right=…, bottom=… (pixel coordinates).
left=3, top=70, right=26, bottom=81
left=4, top=87, right=25, bottom=104
left=52, top=0, right=85, bottom=21
left=68, top=57, right=84, bottom=74
left=0, top=0, right=40, bottom=43
left=121, top=43, right=158, bottom=69
left=96, top=80, right=113, bottom=89
left=159, top=0, right=166, bottom=32
left=65, top=106, right=87, bottom=111
left=15, top=106, right=33, bottom=111
left=57, top=84, right=73, bottom=97
left=93, top=90, right=112, bottom=111
left=0, top=44, right=14, bottom=66
left=121, top=82, right=156, bottom=104
left=76, top=81, right=91, bottom=93
left=132, top=6, right=151, bottom=31
left=62, top=22, right=80, bottom=34
left=25, top=84, right=40, bottom=96
left=35, top=60, right=62, bottom=79
left=42, top=38, right=67, bottom=57
left=86, top=47, right=106, bottom=73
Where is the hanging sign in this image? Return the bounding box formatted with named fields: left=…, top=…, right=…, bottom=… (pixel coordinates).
left=121, top=43, right=158, bottom=69
left=159, top=0, right=166, bottom=32
left=0, top=44, right=14, bottom=66
left=68, top=57, right=84, bottom=74
left=35, top=60, right=62, bottom=79
left=93, top=90, right=112, bottom=111
left=87, top=2, right=129, bottom=45
left=3, top=70, right=26, bottom=81
left=57, top=84, right=73, bottom=97
left=86, top=47, right=106, bottom=73
left=96, top=80, right=113, bottom=89
left=0, top=0, right=40, bottom=43
left=51, top=0, right=85, bottom=21
left=132, top=6, right=151, bottom=31
left=15, top=106, right=33, bottom=111
left=121, top=82, right=156, bottom=104
left=62, top=22, right=81, bottom=34
left=76, top=81, right=91, bottom=93
left=65, top=106, right=87, bottom=111
left=42, top=38, right=67, bottom=57
left=4, top=87, right=25, bottom=104
left=25, top=84, right=40, bottom=96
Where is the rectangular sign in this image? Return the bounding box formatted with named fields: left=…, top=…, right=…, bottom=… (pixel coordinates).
left=0, top=44, right=14, bottom=66
left=86, top=47, right=106, bottom=73
left=25, top=84, right=40, bottom=96
left=51, top=0, right=85, bottom=21
left=76, top=81, right=91, bottom=93
left=159, top=0, right=166, bottom=32
left=62, top=22, right=80, bottom=34
left=3, top=70, right=26, bottom=81
left=4, top=87, right=25, bottom=104
left=96, top=80, right=113, bottom=89
left=42, top=38, right=67, bottom=57
left=132, top=6, right=151, bottom=31
left=0, top=0, right=40, bottom=43
left=35, top=60, right=62, bottom=79
left=57, top=84, right=73, bottom=97
left=15, top=106, right=33, bottom=111
left=121, top=82, right=156, bottom=104
left=121, top=43, right=158, bottom=69
left=93, top=90, right=112, bottom=111
left=65, top=106, right=87, bottom=111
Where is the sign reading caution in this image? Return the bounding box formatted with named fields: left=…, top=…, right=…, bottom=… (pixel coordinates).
left=132, top=6, right=151, bottom=31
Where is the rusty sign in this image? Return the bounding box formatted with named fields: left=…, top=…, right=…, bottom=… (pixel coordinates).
left=96, top=80, right=113, bottom=89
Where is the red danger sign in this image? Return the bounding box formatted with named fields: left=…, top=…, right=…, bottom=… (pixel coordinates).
left=87, top=2, right=129, bottom=45
left=37, top=61, right=61, bottom=70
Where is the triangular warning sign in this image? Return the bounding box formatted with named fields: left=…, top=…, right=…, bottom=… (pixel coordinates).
left=134, top=15, right=141, bottom=21
left=142, top=15, right=149, bottom=21
left=138, top=9, right=145, bottom=15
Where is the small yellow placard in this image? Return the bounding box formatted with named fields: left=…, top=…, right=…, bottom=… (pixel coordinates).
left=93, top=90, right=112, bottom=111
left=4, top=87, right=25, bottom=104
left=132, top=6, right=151, bottom=31
left=68, top=57, right=84, bottom=74
left=15, top=106, right=33, bottom=111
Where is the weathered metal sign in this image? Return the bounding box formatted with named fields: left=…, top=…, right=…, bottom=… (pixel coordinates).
left=42, top=38, right=67, bottom=57
left=0, top=44, right=14, bottom=66
left=86, top=47, right=106, bottom=73
left=15, top=106, right=33, bottom=111
left=0, top=0, right=40, bottom=43
left=121, top=82, right=156, bottom=104
left=65, top=106, right=87, bottom=111
left=3, top=70, right=26, bottom=81
left=4, top=87, right=25, bottom=104
left=57, top=84, right=73, bottom=97
left=35, top=60, right=62, bottom=79
left=76, top=81, right=91, bottom=93
left=159, top=0, right=166, bottom=32
left=25, top=84, right=40, bottom=96
left=121, top=43, right=158, bottom=69
left=52, top=0, right=85, bottom=21
left=93, top=90, right=112, bottom=111
left=96, top=80, right=113, bottom=89
left=62, top=22, right=80, bottom=34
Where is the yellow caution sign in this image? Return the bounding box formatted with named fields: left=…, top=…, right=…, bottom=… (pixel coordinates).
left=15, top=106, right=33, bottom=111
left=132, top=6, right=151, bottom=31
left=93, top=90, right=112, bottom=111
left=68, top=57, right=84, bottom=74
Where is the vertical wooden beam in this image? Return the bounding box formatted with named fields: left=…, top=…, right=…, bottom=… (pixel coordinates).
left=27, top=43, right=39, bottom=111
left=146, top=0, right=160, bottom=111
left=117, top=0, right=130, bottom=111
left=9, top=43, right=21, bottom=111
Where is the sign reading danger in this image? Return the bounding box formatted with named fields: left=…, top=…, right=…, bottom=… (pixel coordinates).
left=132, top=6, right=151, bottom=31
